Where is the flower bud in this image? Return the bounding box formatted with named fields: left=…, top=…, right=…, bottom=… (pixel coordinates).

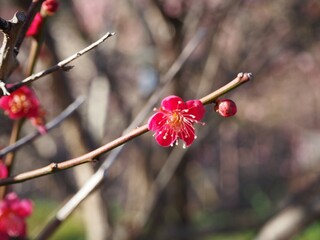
left=26, top=13, right=43, bottom=37
left=214, top=99, right=237, bottom=117
left=42, top=0, right=59, bottom=16
left=0, top=161, right=8, bottom=179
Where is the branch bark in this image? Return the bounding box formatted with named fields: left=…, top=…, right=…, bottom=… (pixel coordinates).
left=0, top=12, right=26, bottom=80
left=4, top=32, right=115, bottom=95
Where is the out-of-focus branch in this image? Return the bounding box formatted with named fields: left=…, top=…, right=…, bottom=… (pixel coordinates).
left=0, top=12, right=26, bottom=80
left=0, top=18, right=10, bottom=32
left=15, top=0, right=45, bottom=52
left=4, top=32, right=115, bottom=95
left=255, top=176, right=320, bottom=240
left=255, top=199, right=320, bottom=240
left=0, top=96, right=86, bottom=157
left=4, top=119, right=24, bottom=173
left=159, top=214, right=261, bottom=239
left=0, top=72, right=252, bottom=186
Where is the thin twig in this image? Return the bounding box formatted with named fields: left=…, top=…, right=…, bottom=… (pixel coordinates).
left=5, top=32, right=115, bottom=94
left=0, top=96, right=86, bottom=157
left=0, top=119, right=23, bottom=199
left=0, top=125, right=149, bottom=186
left=200, top=72, right=253, bottom=104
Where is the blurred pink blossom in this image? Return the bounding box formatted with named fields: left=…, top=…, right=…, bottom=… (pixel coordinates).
left=0, top=193, right=33, bottom=238
left=0, top=86, right=47, bottom=134
left=0, top=162, right=8, bottom=179
left=26, top=13, right=43, bottom=37
left=42, top=0, right=59, bottom=16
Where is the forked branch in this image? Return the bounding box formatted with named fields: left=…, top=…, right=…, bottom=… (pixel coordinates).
left=3, top=32, right=115, bottom=95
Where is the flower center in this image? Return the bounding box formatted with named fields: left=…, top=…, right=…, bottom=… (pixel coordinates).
left=9, top=94, right=31, bottom=114
left=167, top=111, right=183, bottom=130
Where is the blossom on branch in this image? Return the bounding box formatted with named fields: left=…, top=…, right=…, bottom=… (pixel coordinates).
left=0, top=86, right=46, bottom=134
left=0, top=193, right=33, bottom=239
left=148, top=95, right=205, bottom=147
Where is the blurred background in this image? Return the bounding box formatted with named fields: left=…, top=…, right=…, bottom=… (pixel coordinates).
left=1, top=0, right=320, bottom=239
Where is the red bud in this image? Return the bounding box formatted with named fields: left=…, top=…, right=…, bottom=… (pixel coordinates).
left=214, top=99, right=237, bottom=117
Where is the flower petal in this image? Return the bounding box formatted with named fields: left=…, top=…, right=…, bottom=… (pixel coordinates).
left=26, top=13, right=43, bottom=37
left=148, top=112, right=166, bottom=131
left=0, top=86, right=41, bottom=119
left=0, top=162, right=8, bottom=179
left=5, top=193, right=18, bottom=202
left=0, top=213, right=26, bottom=237
left=12, top=200, right=33, bottom=217
left=0, top=98, right=9, bottom=110
left=0, top=232, right=9, bottom=240
left=178, top=126, right=195, bottom=147
left=149, top=95, right=205, bottom=147
left=161, top=95, right=186, bottom=111
left=155, top=127, right=177, bottom=147
left=186, top=100, right=205, bottom=121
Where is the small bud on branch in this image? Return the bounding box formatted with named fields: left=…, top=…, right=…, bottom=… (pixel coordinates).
left=215, top=99, right=237, bottom=117
left=0, top=72, right=252, bottom=186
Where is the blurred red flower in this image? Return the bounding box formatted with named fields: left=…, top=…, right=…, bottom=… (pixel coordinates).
left=26, top=0, right=59, bottom=37
left=0, top=162, right=7, bottom=179
left=0, top=193, right=33, bottom=238
left=26, top=13, right=43, bottom=37
left=0, top=86, right=46, bottom=134
left=42, top=0, right=59, bottom=16
left=148, top=95, right=205, bottom=147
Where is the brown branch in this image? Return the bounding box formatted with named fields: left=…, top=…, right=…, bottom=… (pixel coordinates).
left=0, top=12, right=26, bottom=80
left=0, top=72, right=252, bottom=186
left=0, top=125, right=149, bottom=186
